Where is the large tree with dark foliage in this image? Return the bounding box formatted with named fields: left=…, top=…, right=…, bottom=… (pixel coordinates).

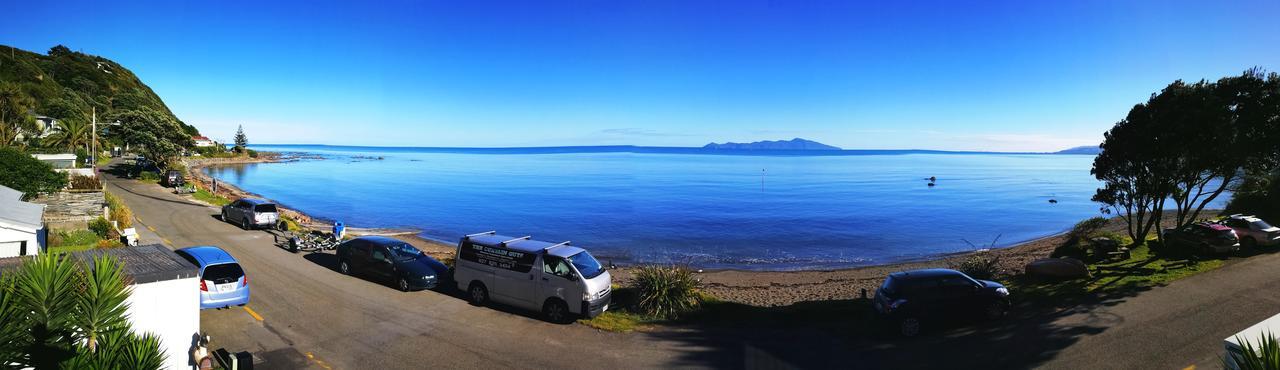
left=233, top=125, right=247, bottom=153
left=1094, top=69, right=1280, bottom=244
left=0, top=146, right=68, bottom=199
left=107, top=107, right=194, bottom=167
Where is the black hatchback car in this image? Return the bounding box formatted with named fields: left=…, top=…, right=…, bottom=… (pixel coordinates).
left=335, top=236, right=449, bottom=292
left=873, top=268, right=1010, bottom=337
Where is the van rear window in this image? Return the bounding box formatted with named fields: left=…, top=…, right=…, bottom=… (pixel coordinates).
left=255, top=204, right=278, bottom=213
left=203, top=263, right=245, bottom=284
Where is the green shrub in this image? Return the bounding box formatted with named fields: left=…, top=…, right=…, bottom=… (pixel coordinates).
left=68, top=175, right=102, bottom=190
left=949, top=253, right=1002, bottom=280
left=247, top=149, right=259, bottom=158
left=0, top=146, right=68, bottom=199
left=1067, top=217, right=1110, bottom=241
left=104, top=191, right=133, bottom=229
left=1223, top=332, right=1280, bottom=370
left=88, top=217, right=113, bottom=238
left=633, top=265, right=701, bottom=319
left=137, top=171, right=160, bottom=183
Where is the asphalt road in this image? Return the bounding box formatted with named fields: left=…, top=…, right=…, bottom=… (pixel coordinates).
left=102, top=161, right=1280, bottom=369
left=101, top=166, right=728, bottom=369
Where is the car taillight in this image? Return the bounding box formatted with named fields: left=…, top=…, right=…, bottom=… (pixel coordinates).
left=242, top=275, right=248, bottom=287
left=200, top=280, right=208, bottom=292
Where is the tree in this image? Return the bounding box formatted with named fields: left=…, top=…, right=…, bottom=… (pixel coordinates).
left=107, top=108, right=194, bottom=168
left=1094, top=69, right=1280, bottom=244
left=0, top=83, right=37, bottom=146
left=0, top=253, right=164, bottom=369
left=42, top=118, right=95, bottom=152
left=0, top=146, right=68, bottom=200
left=233, top=124, right=247, bottom=153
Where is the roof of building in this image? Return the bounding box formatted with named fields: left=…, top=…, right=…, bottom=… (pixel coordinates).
left=32, top=153, right=77, bottom=161
left=0, top=185, right=44, bottom=230
left=0, top=245, right=198, bottom=284
left=192, top=135, right=212, bottom=141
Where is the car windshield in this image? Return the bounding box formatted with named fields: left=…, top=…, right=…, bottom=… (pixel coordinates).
left=1251, top=220, right=1273, bottom=229
left=388, top=242, right=424, bottom=261
left=567, top=251, right=605, bottom=279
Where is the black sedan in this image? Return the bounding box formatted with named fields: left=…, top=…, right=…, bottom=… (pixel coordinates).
left=335, top=236, right=449, bottom=291
left=873, top=268, right=1011, bottom=337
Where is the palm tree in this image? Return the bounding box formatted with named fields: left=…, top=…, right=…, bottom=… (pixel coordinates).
left=42, top=119, right=94, bottom=151
left=0, top=253, right=164, bottom=369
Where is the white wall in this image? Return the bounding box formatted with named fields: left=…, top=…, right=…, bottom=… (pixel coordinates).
left=127, top=277, right=200, bottom=370
left=0, top=226, right=39, bottom=258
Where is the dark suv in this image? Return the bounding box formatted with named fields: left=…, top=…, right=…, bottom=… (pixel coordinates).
left=1163, top=222, right=1240, bottom=254
left=873, top=268, right=1010, bottom=337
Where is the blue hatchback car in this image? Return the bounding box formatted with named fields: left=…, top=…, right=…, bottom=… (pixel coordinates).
left=175, top=246, right=251, bottom=309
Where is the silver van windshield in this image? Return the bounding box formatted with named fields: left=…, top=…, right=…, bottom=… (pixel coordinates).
left=567, top=251, right=605, bottom=279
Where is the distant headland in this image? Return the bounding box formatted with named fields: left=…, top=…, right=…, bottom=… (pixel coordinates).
left=702, top=138, right=842, bottom=151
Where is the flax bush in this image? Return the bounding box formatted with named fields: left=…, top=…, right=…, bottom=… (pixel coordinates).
left=633, top=265, right=701, bottom=319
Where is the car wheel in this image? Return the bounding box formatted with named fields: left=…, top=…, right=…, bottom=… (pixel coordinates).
left=398, top=278, right=411, bottom=292
left=339, top=260, right=351, bottom=275
left=468, top=283, right=488, bottom=306
left=221, top=210, right=227, bottom=221
left=241, top=217, right=251, bottom=230
left=900, top=317, right=921, bottom=337
left=1243, top=237, right=1257, bottom=249
left=543, top=299, right=571, bottom=324
left=984, top=301, right=1009, bottom=320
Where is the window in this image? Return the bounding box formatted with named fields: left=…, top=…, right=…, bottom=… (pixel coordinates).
left=203, top=263, right=245, bottom=284
left=1252, top=220, right=1273, bottom=230
left=566, top=251, right=605, bottom=279
left=388, top=242, right=423, bottom=261
left=254, top=204, right=277, bottom=213
left=372, top=248, right=389, bottom=262
left=543, top=256, right=573, bottom=278
left=175, top=250, right=199, bottom=266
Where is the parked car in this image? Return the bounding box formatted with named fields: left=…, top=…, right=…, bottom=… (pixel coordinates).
left=454, top=231, right=611, bottom=323
left=1218, top=214, right=1280, bottom=248
left=174, top=246, right=250, bottom=309
left=335, top=236, right=449, bottom=291
left=873, top=268, right=1010, bottom=337
left=1163, top=222, right=1240, bottom=254
left=221, top=198, right=279, bottom=230
left=163, top=170, right=185, bottom=187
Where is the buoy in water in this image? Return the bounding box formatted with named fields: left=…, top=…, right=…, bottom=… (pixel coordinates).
left=1048, top=199, right=1058, bottom=204
left=927, top=182, right=936, bottom=187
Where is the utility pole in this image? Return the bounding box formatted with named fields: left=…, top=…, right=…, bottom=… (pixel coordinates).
left=92, top=107, right=97, bottom=171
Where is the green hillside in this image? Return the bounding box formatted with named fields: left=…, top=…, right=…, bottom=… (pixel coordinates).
left=0, top=44, right=197, bottom=136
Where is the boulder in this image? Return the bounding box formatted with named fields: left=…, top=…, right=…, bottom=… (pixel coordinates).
left=1025, top=258, right=1090, bottom=280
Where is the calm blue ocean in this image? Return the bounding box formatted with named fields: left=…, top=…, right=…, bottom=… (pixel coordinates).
left=204, top=145, right=1216, bottom=270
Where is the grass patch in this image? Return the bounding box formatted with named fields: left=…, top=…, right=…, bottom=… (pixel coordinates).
left=1011, top=242, right=1224, bottom=306
left=580, top=310, right=658, bottom=332
left=192, top=187, right=231, bottom=206
left=47, top=229, right=103, bottom=254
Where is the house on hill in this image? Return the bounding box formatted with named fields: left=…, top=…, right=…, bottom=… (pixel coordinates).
left=0, top=184, right=46, bottom=257
left=193, top=135, right=216, bottom=147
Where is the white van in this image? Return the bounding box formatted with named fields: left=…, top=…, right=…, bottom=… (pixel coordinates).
left=454, top=231, right=611, bottom=322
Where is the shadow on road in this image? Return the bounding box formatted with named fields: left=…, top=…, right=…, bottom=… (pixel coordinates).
left=634, top=284, right=1154, bottom=369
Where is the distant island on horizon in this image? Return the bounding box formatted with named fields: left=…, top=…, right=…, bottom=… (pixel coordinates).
left=250, top=138, right=1099, bottom=156
left=703, top=138, right=842, bottom=151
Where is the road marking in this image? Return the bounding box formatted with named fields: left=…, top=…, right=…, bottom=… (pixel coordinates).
left=1183, top=366, right=1195, bottom=370
left=305, top=352, right=335, bottom=370
left=146, top=224, right=157, bottom=232
left=243, top=306, right=264, bottom=321
left=161, top=238, right=173, bottom=247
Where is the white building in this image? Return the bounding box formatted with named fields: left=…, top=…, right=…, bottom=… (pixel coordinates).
left=32, top=153, right=78, bottom=169
left=0, top=185, right=45, bottom=257
left=73, top=245, right=201, bottom=370
left=192, top=135, right=216, bottom=148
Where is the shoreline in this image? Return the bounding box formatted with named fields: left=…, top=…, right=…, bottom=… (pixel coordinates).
left=186, top=155, right=1101, bottom=306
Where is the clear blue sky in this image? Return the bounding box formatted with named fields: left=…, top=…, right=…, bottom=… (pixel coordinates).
left=2, top=0, right=1277, bottom=151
